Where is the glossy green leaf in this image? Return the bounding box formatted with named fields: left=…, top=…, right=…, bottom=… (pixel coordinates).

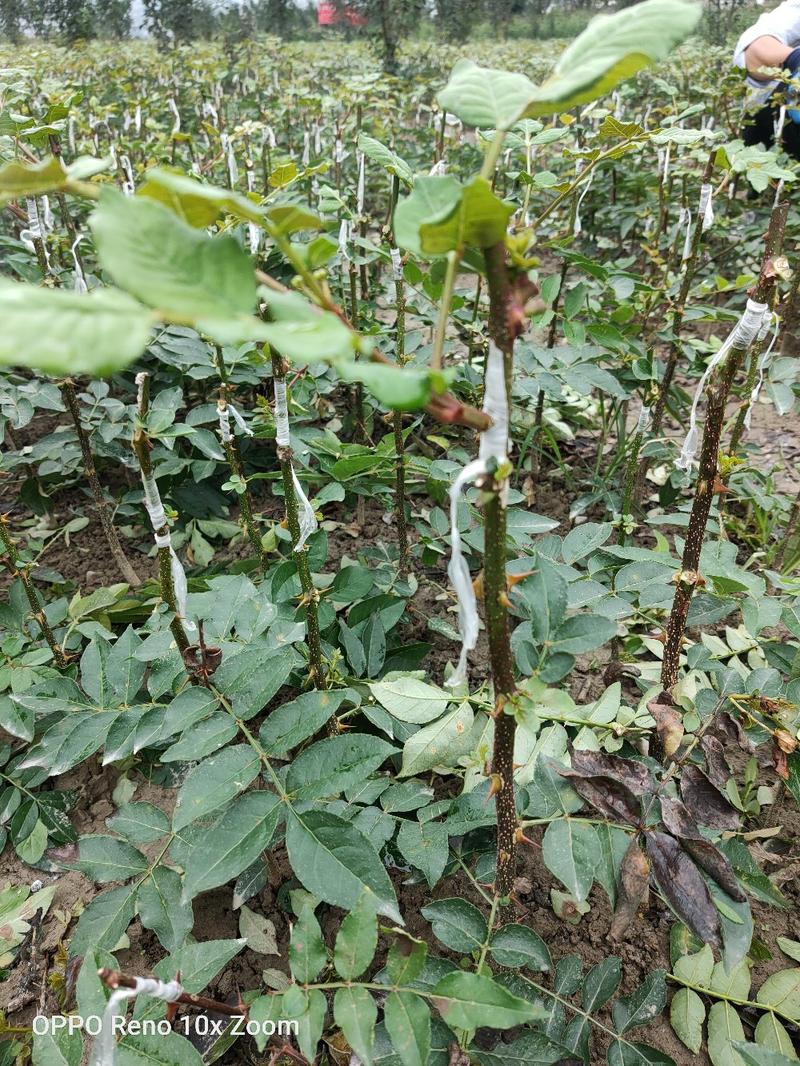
left=334, top=892, right=378, bottom=980
left=490, top=923, right=552, bottom=971
left=542, top=819, right=600, bottom=903
left=289, top=901, right=326, bottom=983
left=171, top=745, right=261, bottom=831
left=258, top=690, right=347, bottom=756
left=432, top=971, right=543, bottom=1029
left=285, top=809, right=401, bottom=922
left=384, top=991, right=430, bottom=1066
left=137, top=866, right=193, bottom=954
left=334, top=986, right=377, bottom=1066
left=370, top=678, right=451, bottom=723
left=421, top=898, right=487, bottom=953
left=396, top=819, right=449, bottom=888
left=670, top=987, right=705, bottom=1054
left=72, top=835, right=148, bottom=883
left=285, top=733, right=396, bottom=801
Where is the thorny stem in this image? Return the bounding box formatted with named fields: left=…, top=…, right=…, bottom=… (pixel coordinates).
left=61, top=379, right=141, bottom=589
left=131, top=374, right=190, bottom=655
left=635, top=150, right=716, bottom=503
left=270, top=349, right=327, bottom=697
left=661, top=201, right=789, bottom=693
left=483, top=239, right=518, bottom=898
left=0, top=517, right=68, bottom=668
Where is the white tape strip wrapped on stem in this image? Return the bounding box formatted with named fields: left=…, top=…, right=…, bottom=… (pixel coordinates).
left=274, top=380, right=318, bottom=552
left=676, top=207, right=692, bottom=262
left=446, top=343, right=509, bottom=688
left=675, top=298, right=769, bottom=470
left=698, top=183, right=714, bottom=232
left=90, top=978, right=182, bottom=1066
left=744, top=312, right=781, bottom=431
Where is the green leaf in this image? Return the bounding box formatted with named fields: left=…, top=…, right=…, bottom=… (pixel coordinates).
left=181, top=792, right=281, bottom=899
left=90, top=190, right=256, bottom=321
left=285, top=809, right=401, bottom=922
left=673, top=944, right=714, bottom=985
left=256, top=289, right=360, bottom=365
left=562, top=522, right=614, bottom=564
left=384, top=991, right=430, bottom=1066
left=524, top=558, right=568, bottom=644
left=358, top=132, right=413, bottom=185
left=542, top=819, right=600, bottom=903
left=334, top=986, right=377, bottom=1066
left=607, top=1042, right=676, bottom=1065
left=334, top=892, right=378, bottom=980
left=287, top=986, right=326, bottom=1062
left=72, top=835, right=148, bottom=883
left=582, top=956, right=622, bottom=1011
left=613, top=970, right=667, bottom=1034
left=155, top=939, right=245, bottom=993
left=138, top=167, right=266, bottom=226
left=286, top=734, right=396, bottom=801
left=421, top=898, right=487, bottom=953
left=289, top=901, right=326, bottom=983
left=437, top=59, right=538, bottom=130
left=757, top=969, right=800, bottom=1021
left=551, top=614, right=618, bottom=654
left=418, top=177, right=514, bottom=254
left=733, top=1041, right=800, bottom=1065
left=137, top=866, right=193, bottom=954
left=258, top=690, right=347, bottom=756
left=32, top=1029, right=81, bottom=1066
left=472, top=1032, right=572, bottom=1065
left=753, top=1013, right=798, bottom=1058
left=0, top=281, right=153, bottom=377
left=68, top=885, right=138, bottom=956
left=394, top=174, right=463, bottom=258
left=214, top=644, right=300, bottom=721
left=490, top=923, right=552, bottom=971
left=370, top=678, right=451, bottom=723
left=396, top=819, right=449, bottom=888
left=171, top=745, right=261, bottom=831
left=116, top=1032, right=204, bottom=1066
left=334, top=359, right=452, bottom=412
left=708, top=1001, right=746, bottom=1066
left=670, top=987, right=705, bottom=1054
left=0, top=155, right=67, bottom=202
left=399, top=699, right=474, bottom=778
left=526, top=0, right=702, bottom=116
left=431, top=971, right=542, bottom=1029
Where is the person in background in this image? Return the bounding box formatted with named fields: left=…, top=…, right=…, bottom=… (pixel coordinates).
left=734, top=0, right=800, bottom=157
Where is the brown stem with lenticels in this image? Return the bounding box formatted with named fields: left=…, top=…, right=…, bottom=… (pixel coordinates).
left=660, top=200, right=788, bottom=694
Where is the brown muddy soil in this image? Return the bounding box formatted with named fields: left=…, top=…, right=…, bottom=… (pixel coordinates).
left=2, top=367, right=800, bottom=1063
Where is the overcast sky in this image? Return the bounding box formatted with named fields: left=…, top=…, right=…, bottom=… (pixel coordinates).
left=130, top=0, right=313, bottom=27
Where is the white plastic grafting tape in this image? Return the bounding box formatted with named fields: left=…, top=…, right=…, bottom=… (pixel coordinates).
left=168, top=97, right=181, bottom=135
left=698, top=183, right=714, bottom=232
left=141, top=473, right=167, bottom=532
left=314, top=123, right=322, bottom=155
left=446, top=344, right=509, bottom=688
left=291, top=468, right=318, bottom=551
left=23, top=198, right=51, bottom=269
left=744, top=312, right=781, bottom=430
left=218, top=402, right=232, bottom=443
left=71, top=234, right=88, bottom=294
left=636, top=405, right=652, bottom=434
left=229, top=405, right=253, bottom=436
left=357, top=151, right=366, bottom=214
left=661, top=144, right=670, bottom=187
left=203, top=99, right=219, bottom=126
left=775, top=104, right=787, bottom=143
left=676, top=298, right=768, bottom=470
left=41, top=196, right=54, bottom=232
left=390, top=248, right=403, bottom=305
left=274, top=381, right=291, bottom=446
left=155, top=530, right=190, bottom=626
left=774, top=178, right=785, bottom=209
left=335, top=134, right=346, bottom=164
left=573, top=165, right=593, bottom=237
left=302, top=129, right=310, bottom=167
left=120, top=155, right=135, bottom=196
left=134, top=104, right=142, bottom=134
left=68, top=115, right=76, bottom=155
left=429, top=159, right=447, bottom=176
left=135, top=371, right=146, bottom=412
left=677, top=207, right=692, bottom=261
left=273, top=381, right=317, bottom=550
left=109, top=143, right=118, bottom=171
left=338, top=219, right=351, bottom=264
left=90, top=977, right=182, bottom=1066
left=264, top=125, right=276, bottom=149
left=226, top=139, right=238, bottom=187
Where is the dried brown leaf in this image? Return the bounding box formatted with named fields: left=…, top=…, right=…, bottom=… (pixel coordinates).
left=647, top=695, right=684, bottom=759
left=565, top=748, right=656, bottom=796
left=700, top=734, right=731, bottom=791
left=557, top=771, right=642, bottom=825
left=646, top=830, right=721, bottom=950
left=680, top=765, right=740, bottom=831
left=610, top=837, right=651, bottom=940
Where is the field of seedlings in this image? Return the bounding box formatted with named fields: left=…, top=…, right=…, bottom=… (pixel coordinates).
left=2, top=3, right=800, bottom=1064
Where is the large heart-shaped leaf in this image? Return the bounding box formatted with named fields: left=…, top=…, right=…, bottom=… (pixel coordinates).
left=437, top=60, right=538, bottom=130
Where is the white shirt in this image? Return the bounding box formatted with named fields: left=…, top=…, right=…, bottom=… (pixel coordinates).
left=734, top=0, right=800, bottom=103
